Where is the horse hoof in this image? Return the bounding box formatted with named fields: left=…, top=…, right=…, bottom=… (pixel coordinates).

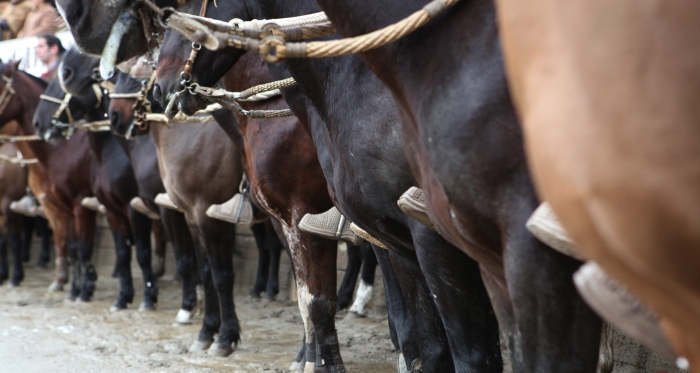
left=344, top=311, right=364, bottom=321
left=175, top=309, right=193, bottom=325
left=188, top=339, right=213, bottom=352
left=48, top=281, right=64, bottom=293
left=109, top=305, right=125, bottom=312
left=289, top=360, right=304, bottom=372
left=138, top=301, right=156, bottom=312
left=207, top=343, right=234, bottom=357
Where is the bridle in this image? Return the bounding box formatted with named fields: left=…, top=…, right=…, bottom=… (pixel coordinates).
left=39, top=91, right=75, bottom=125
left=109, top=71, right=157, bottom=130
left=163, top=0, right=210, bottom=116
left=0, top=73, right=16, bottom=116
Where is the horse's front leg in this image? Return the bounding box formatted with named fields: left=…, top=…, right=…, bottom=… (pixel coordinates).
left=283, top=218, right=345, bottom=373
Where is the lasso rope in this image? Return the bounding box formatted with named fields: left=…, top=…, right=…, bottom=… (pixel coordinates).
left=0, top=134, right=41, bottom=143
left=0, top=153, right=38, bottom=165
left=261, top=0, right=459, bottom=62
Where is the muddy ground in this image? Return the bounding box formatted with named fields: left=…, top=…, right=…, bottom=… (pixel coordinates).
left=0, top=264, right=396, bottom=373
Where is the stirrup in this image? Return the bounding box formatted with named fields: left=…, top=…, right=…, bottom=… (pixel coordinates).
left=10, top=195, right=37, bottom=217
left=206, top=193, right=254, bottom=227
left=397, top=187, right=434, bottom=228
left=526, top=202, right=583, bottom=260
left=130, top=197, right=160, bottom=220
left=574, top=261, right=676, bottom=359
left=349, top=223, right=387, bottom=249
left=81, top=197, right=106, bottom=214
left=155, top=193, right=184, bottom=212
left=298, top=207, right=364, bottom=245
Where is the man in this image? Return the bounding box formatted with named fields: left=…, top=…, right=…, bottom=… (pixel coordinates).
left=35, top=33, right=63, bottom=81
left=17, top=0, right=63, bottom=38
left=0, top=0, right=33, bottom=40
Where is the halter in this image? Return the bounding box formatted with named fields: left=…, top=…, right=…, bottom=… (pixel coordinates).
left=109, top=71, right=157, bottom=129
left=0, top=74, right=16, bottom=116
left=39, top=92, right=75, bottom=124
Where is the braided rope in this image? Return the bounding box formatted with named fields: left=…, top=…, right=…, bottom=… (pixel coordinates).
left=262, top=0, right=459, bottom=62
left=0, top=134, right=41, bottom=142
left=239, top=89, right=282, bottom=102
left=144, top=113, right=215, bottom=123
left=231, top=12, right=329, bottom=30
left=0, top=154, right=38, bottom=165
left=239, top=77, right=296, bottom=99
left=74, top=120, right=112, bottom=132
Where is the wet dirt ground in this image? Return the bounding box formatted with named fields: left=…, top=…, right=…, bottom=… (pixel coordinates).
left=0, top=265, right=396, bottom=373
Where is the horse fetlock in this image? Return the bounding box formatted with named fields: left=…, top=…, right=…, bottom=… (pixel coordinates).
left=175, top=309, right=194, bottom=325
left=84, top=264, right=98, bottom=282
left=207, top=341, right=235, bottom=357
left=313, top=341, right=345, bottom=373
left=188, top=338, right=213, bottom=352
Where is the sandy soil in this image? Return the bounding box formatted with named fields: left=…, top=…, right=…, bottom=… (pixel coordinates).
left=0, top=265, right=396, bottom=373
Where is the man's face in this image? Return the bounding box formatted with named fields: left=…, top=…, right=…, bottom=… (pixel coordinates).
left=35, top=38, right=53, bottom=65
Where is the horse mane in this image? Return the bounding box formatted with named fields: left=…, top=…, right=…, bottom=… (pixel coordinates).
left=20, top=70, right=48, bottom=89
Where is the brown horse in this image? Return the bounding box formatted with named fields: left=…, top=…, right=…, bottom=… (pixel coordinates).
left=0, top=136, right=29, bottom=286
left=493, top=1, right=700, bottom=368
left=0, top=60, right=98, bottom=301
left=97, top=57, right=248, bottom=355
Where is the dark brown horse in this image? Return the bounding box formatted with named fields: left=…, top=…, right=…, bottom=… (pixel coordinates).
left=33, top=65, right=161, bottom=310
left=304, top=0, right=604, bottom=370
left=0, top=61, right=98, bottom=301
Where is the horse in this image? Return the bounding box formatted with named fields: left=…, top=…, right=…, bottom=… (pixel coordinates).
left=151, top=1, right=512, bottom=371
left=0, top=139, right=28, bottom=286
left=91, top=57, right=249, bottom=356
left=489, top=1, right=700, bottom=367
left=0, top=60, right=99, bottom=300
left=337, top=242, right=378, bottom=316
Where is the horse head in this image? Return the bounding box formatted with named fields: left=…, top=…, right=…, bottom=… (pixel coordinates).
left=33, top=73, right=89, bottom=141
left=109, top=71, right=156, bottom=138
left=56, top=0, right=183, bottom=72
left=154, top=0, right=254, bottom=116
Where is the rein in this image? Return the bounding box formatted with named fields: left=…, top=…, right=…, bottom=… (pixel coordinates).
left=0, top=153, right=39, bottom=165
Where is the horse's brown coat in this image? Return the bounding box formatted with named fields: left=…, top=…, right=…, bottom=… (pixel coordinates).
left=495, top=0, right=700, bottom=366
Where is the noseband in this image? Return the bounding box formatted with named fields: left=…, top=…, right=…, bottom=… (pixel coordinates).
left=109, top=72, right=157, bottom=130
left=39, top=92, right=75, bottom=125
left=0, top=74, right=16, bottom=116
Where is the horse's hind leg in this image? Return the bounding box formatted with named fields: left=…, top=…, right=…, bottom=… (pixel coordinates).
left=500, top=208, right=602, bottom=372
left=128, top=207, right=158, bottom=310
left=151, top=219, right=167, bottom=278
left=74, top=206, right=97, bottom=302
left=373, top=246, right=420, bottom=370
left=264, top=220, right=283, bottom=300
left=337, top=243, right=362, bottom=312
left=412, top=224, right=502, bottom=372
left=199, top=220, right=240, bottom=356
left=21, top=217, right=34, bottom=263
left=161, top=209, right=198, bottom=323
left=0, top=228, right=8, bottom=284
left=389, top=245, right=455, bottom=372
left=109, top=225, right=134, bottom=310
left=250, top=222, right=271, bottom=299
left=36, top=217, right=51, bottom=267
left=281, top=220, right=344, bottom=373
left=7, top=210, right=25, bottom=286
left=189, top=228, right=221, bottom=352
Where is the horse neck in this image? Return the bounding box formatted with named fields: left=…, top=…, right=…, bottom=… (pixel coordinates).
left=11, top=88, right=55, bottom=165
